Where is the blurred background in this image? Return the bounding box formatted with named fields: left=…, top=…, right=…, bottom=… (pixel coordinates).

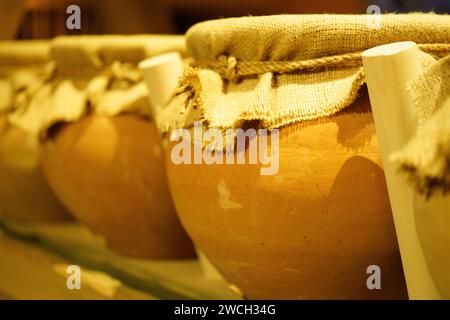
left=0, top=0, right=449, bottom=39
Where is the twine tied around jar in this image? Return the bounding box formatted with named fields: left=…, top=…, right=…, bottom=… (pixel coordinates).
left=190, top=43, right=450, bottom=82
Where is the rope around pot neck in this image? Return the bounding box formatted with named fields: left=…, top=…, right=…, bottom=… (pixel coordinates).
left=192, top=43, right=450, bottom=81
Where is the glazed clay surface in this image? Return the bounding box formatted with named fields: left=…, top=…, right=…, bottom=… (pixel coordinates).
left=40, top=114, right=195, bottom=258
left=166, top=94, right=408, bottom=299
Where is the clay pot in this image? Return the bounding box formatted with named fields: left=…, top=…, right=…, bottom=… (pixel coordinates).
left=165, top=94, right=408, bottom=299
left=40, top=114, right=195, bottom=259
left=0, top=115, right=70, bottom=222
left=0, top=40, right=69, bottom=222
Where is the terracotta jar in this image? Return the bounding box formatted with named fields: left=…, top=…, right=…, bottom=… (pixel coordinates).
left=0, top=41, right=70, bottom=222
left=41, top=114, right=194, bottom=258
left=165, top=94, right=407, bottom=299
left=155, top=14, right=450, bottom=299
left=34, top=36, right=195, bottom=258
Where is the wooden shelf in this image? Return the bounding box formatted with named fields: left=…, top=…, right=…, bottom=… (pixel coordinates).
left=0, top=231, right=155, bottom=299
left=0, top=216, right=239, bottom=300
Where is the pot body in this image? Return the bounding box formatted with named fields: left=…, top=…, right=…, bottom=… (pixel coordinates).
left=40, top=114, right=195, bottom=259
left=0, top=115, right=70, bottom=222
left=165, top=96, right=408, bottom=299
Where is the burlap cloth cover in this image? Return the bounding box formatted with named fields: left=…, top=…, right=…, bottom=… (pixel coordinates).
left=157, top=14, right=450, bottom=194
left=0, top=41, right=50, bottom=115
left=0, top=41, right=51, bottom=169
left=8, top=35, right=186, bottom=139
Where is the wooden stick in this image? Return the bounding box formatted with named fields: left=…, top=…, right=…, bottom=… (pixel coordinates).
left=139, top=52, right=184, bottom=117
left=362, top=41, right=440, bottom=299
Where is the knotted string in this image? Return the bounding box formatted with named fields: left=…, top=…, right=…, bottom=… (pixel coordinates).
left=191, top=43, right=450, bottom=82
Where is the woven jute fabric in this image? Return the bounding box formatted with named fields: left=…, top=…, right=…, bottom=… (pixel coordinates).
left=8, top=35, right=186, bottom=139
left=391, top=55, right=450, bottom=197
left=157, top=14, right=450, bottom=135
left=0, top=41, right=50, bottom=114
